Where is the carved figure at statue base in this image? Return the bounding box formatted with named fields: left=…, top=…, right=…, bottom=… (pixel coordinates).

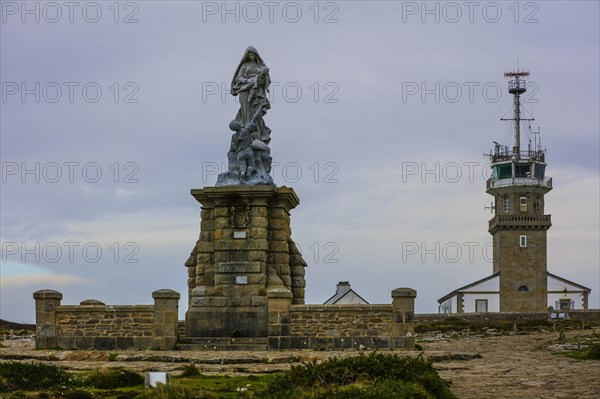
left=216, top=105, right=274, bottom=186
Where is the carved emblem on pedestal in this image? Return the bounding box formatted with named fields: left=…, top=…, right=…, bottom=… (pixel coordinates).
left=230, top=205, right=250, bottom=227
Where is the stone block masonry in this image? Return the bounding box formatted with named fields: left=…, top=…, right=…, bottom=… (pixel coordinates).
left=267, top=288, right=417, bottom=350
left=184, top=186, right=307, bottom=338
left=33, top=289, right=180, bottom=350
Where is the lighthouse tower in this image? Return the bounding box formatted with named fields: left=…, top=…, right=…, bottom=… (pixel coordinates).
left=486, top=71, right=553, bottom=312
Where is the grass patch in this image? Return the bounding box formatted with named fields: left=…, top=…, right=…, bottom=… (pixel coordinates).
left=2, top=354, right=457, bottom=398
left=586, top=342, right=600, bottom=360
left=175, top=373, right=276, bottom=398
left=135, top=382, right=217, bottom=399
left=0, top=361, right=73, bottom=392
left=80, top=367, right=144, bottom=389
left=555, top=342, right=600, bottom=361
left=180, top=364, right=201, bottom=377
left=258, top=352, right=456, bottom=399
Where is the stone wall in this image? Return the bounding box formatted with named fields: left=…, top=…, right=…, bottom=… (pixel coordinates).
left=289, top=305, right=393, bottom=337
left=415, top=310, right=600, bottom=329
left=267, top=288, right=417, bottom=350
left=33, top=289, right=180, bottom=350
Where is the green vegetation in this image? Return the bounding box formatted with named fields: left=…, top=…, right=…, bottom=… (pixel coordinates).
left=174, top=374, right=274, bottom=398
left=81, top=368, right=144, bottom=389
left=586, top=342, right=600, bottom=360
left=134, top=382, right=217, bottom=399
left=180, top=364, right=201, bottom=377
left=554, top=341, right=600, bottom=361
left=0, top=353, right=455, bottom=398
left=0, top=361, right=73, bottom=392
left=259, top=352, right=456, bottom=399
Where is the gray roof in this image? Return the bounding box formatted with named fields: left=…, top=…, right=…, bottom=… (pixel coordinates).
left=324, top=288, right=369, bottom=305
left=438, top=271, right=591, bottom=304
left=437, top=272, right=499, bottom=304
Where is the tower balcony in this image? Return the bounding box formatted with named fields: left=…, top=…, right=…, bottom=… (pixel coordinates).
left=487, top=176, right=552, bottom=190
left=489, top=214, right=551, bottom=233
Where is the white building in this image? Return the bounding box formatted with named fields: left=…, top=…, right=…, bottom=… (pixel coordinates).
left=324, top=281, right=369, bottom=305
left=438, top=272, right=591, bottom=313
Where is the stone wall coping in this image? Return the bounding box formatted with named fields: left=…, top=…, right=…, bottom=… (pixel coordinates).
left=33, top=289, right=63, bottom=300
left=152, top=289, right=181, bottom=299
left=80, top=299, right=105, bottom=305
left=416, top=310, right=600, bottom=318
left=391, top=288, right=417, bottom=298
left=191, top=186, right=299, bottom=209
left=56, top=305, right=155, bottom=312
left=290, top=304, right=393, bottom=312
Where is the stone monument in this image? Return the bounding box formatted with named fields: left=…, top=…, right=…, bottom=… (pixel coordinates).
left=216, top=46, right=274, bottom=187
left=32, top=47, right=417, bottom=350
left=185, top=47, right=307, bottom=337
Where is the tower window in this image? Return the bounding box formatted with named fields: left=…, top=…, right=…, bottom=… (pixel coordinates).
left=519, top=235, right=527, bottom=247
left=520, top=196, right=527, bottom=212
left=515, top=163, right=531, bottom=177
left=518, top=285, right=529, bottom=292
left=503, top=196, right=510, bottom=213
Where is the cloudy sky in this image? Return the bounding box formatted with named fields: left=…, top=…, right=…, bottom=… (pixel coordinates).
left=1, top=0, right=598, bottom=323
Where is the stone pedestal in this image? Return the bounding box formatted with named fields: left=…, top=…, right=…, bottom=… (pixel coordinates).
left=391, top=287, right=417, bottom=348
left=33, top=289, right=63, bottom=349
left=152, top=289, right=180, bottom=349
left=185, top=186, right=306, bottom=338
left=267, top=287, right=293, bottom=336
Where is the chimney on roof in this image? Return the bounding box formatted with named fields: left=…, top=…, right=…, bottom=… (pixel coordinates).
left=336, top=281, right=351, bottom=295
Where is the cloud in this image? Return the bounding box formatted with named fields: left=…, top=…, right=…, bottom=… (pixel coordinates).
left=1, top=274, right=84, bottom=287
left=1, top=1, right=598, bottom=318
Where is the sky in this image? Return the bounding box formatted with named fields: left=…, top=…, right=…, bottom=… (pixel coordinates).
left=1, top=0, right=598, bottom=323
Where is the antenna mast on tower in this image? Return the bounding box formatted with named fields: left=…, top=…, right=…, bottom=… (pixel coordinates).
left=501, top=70, right=534, bottom=159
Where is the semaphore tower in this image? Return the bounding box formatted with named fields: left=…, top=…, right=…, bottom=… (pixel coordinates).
left=486, top=70, right=552, bottom=312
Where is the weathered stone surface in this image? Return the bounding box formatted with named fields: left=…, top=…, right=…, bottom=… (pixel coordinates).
left=218, top=262, right=261, bottom=273
left=191, top=286, right=207, bottom=297
left=33, top=290, right=180, bottom=350
left=185, top=186, right=307, bottom=337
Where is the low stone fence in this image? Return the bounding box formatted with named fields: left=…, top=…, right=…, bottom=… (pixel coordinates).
left=33, top=289, right=180, bottom=350
left=267, top=288, right=417, bottom=350
left=414, top=310, right=600, bottom=331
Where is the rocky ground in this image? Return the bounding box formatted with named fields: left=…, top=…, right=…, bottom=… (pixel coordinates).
left=422, top=328, right=600, bottom=399
left=1, top=329, right=599, bottom=398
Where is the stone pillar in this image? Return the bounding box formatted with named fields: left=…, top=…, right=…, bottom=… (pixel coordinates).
left=152, top=289, right=180, bottom=349
left=33, top=289, right=63, bottom=349
left=267, top=287, right=293, bottom=337
left=289, top=240, right=307, bottom=304
left=185, top=186, right=306, bottom=338
left=391, top=288, right=416, bottom=348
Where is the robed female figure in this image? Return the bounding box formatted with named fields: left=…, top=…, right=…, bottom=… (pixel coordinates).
left=231, top=46, right=272, bottom=145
